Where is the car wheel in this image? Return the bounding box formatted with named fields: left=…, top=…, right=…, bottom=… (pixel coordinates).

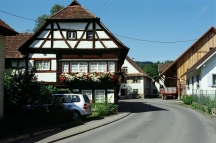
left=73, top=110, right=80, bottom=119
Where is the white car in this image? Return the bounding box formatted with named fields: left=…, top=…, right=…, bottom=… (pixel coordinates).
left=51, top=94, right=92, bottom=119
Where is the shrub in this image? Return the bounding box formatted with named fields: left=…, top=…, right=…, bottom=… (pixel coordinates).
left=182, top=94, right=193, bottom=105
left=92, top=98, right=118, bottom=116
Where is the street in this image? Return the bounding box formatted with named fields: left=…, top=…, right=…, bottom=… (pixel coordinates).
left=14, top=99, right=216, bottom=143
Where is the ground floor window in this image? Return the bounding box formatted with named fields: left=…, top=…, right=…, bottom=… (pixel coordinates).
left=133, top=89, right=138, bottom=94
left=82, top=90, right=92, bottom=101
left=213, top=75, right=216, bottom=86
left=94, top=90, right=105, bottom=103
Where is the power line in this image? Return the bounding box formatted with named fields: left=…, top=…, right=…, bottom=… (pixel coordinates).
left=113, top=33, right=197, bottom=43
left=0, top=9, right=198, bottom=43
left=0, top=10, right=37, bottom=22
left=95, top=0, right=112, bottom=15
left=98, top=0, right=115, bottom=15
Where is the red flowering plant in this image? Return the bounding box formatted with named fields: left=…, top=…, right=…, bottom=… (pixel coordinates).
left=60, top=71, right=119, bottom=83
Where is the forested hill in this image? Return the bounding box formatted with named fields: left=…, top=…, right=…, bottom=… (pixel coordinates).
left=135, top=61, right=154, bottom=69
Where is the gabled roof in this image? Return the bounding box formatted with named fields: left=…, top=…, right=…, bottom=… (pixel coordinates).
left=125, top=56, right=150, bottom=77
left=5, top=33, right=33, bottom=58
left=158, top=64, right=171, bottom=73
left=158, top=26, right=216, bottom=78
left=0, top=19, right=18, bottom=36
left=49, top=0, right=97, bottom=19
left=181, top=48, right=216, bottom=77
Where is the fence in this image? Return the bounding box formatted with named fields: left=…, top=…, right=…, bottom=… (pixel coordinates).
left=192, top=89, right=216, bottom=108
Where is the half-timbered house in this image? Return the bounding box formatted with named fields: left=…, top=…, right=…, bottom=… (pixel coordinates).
left=16, top=0, right=129, bottom=103
left=157, top=26, right=216, bottom=99
left=0, top=19, right=18, bottom=118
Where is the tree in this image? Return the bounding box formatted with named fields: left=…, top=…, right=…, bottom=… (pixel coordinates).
left=33, top=4, right=64, bottom=32
left=143, top=62, right=160, bottom=80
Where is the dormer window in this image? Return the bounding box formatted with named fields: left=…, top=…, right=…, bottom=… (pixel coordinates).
left=87, top=31, right=93, bottom=39
left=67, top=31, right=76, bottom=39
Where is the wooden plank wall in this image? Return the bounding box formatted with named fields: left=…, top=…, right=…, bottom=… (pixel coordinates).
left=177, top=31, right=216, bottom=84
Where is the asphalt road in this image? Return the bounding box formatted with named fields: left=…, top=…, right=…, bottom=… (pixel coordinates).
left=56, top=99, right=216, bottom=143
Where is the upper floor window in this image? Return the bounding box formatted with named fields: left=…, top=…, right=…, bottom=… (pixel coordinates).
left=89, top=62, right=107, bottom=72
left=67, top=31, right=76, bottom=39
left=36, top=60, right=50, bottom=70
left=121, top=67, right=128, bottom=73
left=108, top=62, right=115, bottom=72
left=196, top=75, right=199, bottom=83
left=70, top=62, right=88, bottom=72
left=62, top=62, right=69, bottom=73
left=87, top=31, right=93, bottom=39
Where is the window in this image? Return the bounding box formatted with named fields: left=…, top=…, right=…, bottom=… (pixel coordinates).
left=133, top=89, right=138, bottom=94
left=82, top=90, right=92, bottom=101
left=89, top=62, right=107, bottom=72
left=95, top=90, right=105, bottom=103
left=196, top=75, right=199, bottom=83
left=87, top=31, right=93, bottom=39
left=121, top=67, right=128, bottom=73
left=108, top=62, right=115, bottom=72
left=70, top=62, right=88, bottom=72
left=187, top=79, right=189, bottom=86
left=98, top=62, right=106, bottom=72
left=36, top=60, right=50, bottom=70
left=71, top=62, right=79, bottom=72
left=191, top=76, right=194, bottom=86
left=213, top=75, right=216, bottom=86
left=67, top=31, right=76, bottom=39
left=210, top=47, right=214, bottom=51
left=72, top=95, right=80, bottom=102
left=133, top=78, right=138, bottom=83
left=62, top=62, right=69, bottom=73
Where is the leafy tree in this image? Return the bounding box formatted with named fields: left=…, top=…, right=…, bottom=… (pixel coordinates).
left=143, top=62, right=160, bottom=80
left=141, top=60, right=174, bottom=79
left=4, top=69, right=51, bottom=110
left=33, top=4, right=64, bottom=32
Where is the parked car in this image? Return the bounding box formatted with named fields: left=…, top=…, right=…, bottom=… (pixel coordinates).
left=51, top=94, right=92, bottom=119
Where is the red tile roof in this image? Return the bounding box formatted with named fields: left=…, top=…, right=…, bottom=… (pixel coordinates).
left=49, top=0, right=97, bottom=19
left=5, top=33, right=33, bottom=58
left=0, top=19, right=18, bottom=36
left=158, top=64, right=171, bottom=73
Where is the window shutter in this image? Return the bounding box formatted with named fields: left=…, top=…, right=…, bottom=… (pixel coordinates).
left=208, top=74, right=212, bottom=87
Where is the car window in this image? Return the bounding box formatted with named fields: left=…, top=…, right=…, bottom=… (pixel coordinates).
left=83, top=94, right=90, bottom=103
left=51, top=95, right=67, bottom=103
left=72, top=95, right=80, bottom=102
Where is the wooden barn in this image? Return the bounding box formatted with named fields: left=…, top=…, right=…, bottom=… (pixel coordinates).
left=157, top=26, right=216, bottom=99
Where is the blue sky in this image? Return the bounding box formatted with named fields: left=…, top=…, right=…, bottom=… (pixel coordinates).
left=0, top=0, right=216, bottom=62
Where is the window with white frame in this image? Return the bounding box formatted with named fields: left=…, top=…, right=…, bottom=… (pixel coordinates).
left=108, top=62, right=115, bottom=72
left=36, top=60, right=50, bottom=70
left=95, top=90, right=105, bottom=103
left=82, top=90, right=92, bottom=101
left=67, top=31, right=76, bottom=39
left=70, top=62, right=88, bottom=72
left=98, top=62, right=107, bottom=72
left=62, top=62, right=69, bottom=73
left=121, top=67, right=128, bottom=73
left=71, top=62, right=79, bottom=72
left=87, top=31, right=93, bottom=39
left=89, top=62, right=107, bottom=72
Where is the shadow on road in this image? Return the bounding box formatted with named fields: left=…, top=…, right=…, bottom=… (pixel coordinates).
left=118, top=101, right=168, bottom=113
